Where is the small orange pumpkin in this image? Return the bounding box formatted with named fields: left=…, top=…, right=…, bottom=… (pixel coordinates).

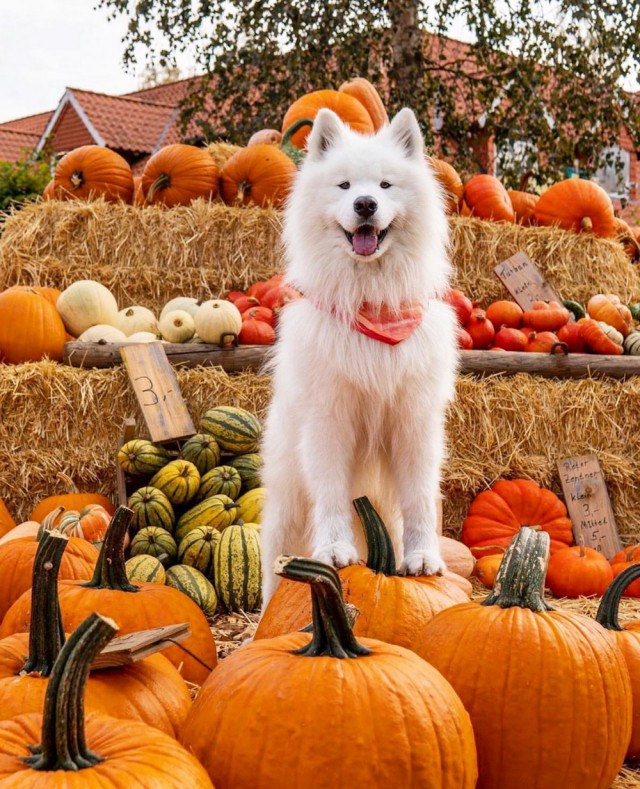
left=282, top=89, right=375, bottom=149
left=0, top=287, right=66, bottom=364
left=57, top=504, right=112, bottom=545
left=463, top=174, right=514, bottom=222
left=587, top=294, right=633, bottom=337
left=426, top=157, right=464, bottom=214
left=220, top=145, right=297, bottom=209
left=472, top=551, right=505, bottom=588
left=533, top=179, right=616, bottom=237
left=53, top=145, right=134, bottom=203
left=522, top=301, right=571, bottom=332
left=142, top=144, right=219, bottom=207
left=545, top=545, right=613, bottom=597
left=485, top=300, right=523, bottom=330
left=507, top=189, right=538, bottom=225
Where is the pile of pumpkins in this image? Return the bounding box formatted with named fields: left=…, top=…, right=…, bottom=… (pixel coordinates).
left=118, top=405, right=264, bottom=616
left=447, top=288, right=640, bottom=355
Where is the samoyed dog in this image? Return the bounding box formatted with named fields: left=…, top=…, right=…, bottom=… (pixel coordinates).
left=260, top=107, right=458, bottom=604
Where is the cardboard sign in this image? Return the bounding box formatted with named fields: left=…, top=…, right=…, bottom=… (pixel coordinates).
left=120, top=342, right=195, bottom=444
left=494, top=252, right=561, bottom=309
left=115, top=417, right=137, bottom=506
left=557, top=455, right=622, bottom=559
left=92, top=623, right=191, bottom=669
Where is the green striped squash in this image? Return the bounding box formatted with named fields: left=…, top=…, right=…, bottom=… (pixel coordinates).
left=227, top=453, right=262, bottom=492
left=117, top=439, right=171, bottom=476
left=200, top=406, right=261, bottom=454
left=130, top=526, right=177, bottom=567
left=127, top=486, right=175, bottom=532
left=125, top=554, right=166, bottom=584
left=165, top=565, right=217, bottom=616
left=175, top=495, right=240, bottom=543
left=213, top=523, right=262, bottom=613
left=180, top=433, right=221, bottom=475
left=198, top=465, right=242, bottom=501
left=235, top=487, right=266, bottom=525
left=178, top=526, right=221, bottom=578
left=149, top=459, right=200, bottom=505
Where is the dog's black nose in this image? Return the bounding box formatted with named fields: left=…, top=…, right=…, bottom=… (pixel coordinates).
left=354, top=195, right=377, bottom=218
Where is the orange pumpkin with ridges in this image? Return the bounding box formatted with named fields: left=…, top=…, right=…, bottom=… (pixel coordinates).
left=463, top=174, right=514, bottom=222
left=53, top=145, right=134, bottom=203
left=220, top=144, right=297, bottom=209
left=339, top=77, right=388, bottom=130
left=533, top=179, right=616, bottom=237
left=0, top=287, right=66, bottom=363
left=282, top=89, right=375, bottom=149
left=545, top=544, right=613, bottom=597
left=427, top=157, right=464, bottom=213
left=507, top=189, right=538, bottom=225
left=142, top=143, right=218, bottom=207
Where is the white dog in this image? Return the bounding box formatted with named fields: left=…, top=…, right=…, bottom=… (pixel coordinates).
left=260, top=107, right=458, bottom=604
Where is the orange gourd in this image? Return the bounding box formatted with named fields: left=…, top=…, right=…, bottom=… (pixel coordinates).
left=53, top=145, right=134, bottom=203
left=557, top=322, right=590, bottom=353
left=533, top=179, right=616, bottom=237
left=545, top=544, right=613, bottom=597
left=463, top=174, right=514, bottom=222
left=282, top=89, right=375, bottom=149
left=0, top=613, right=213, bottom=787
left=426, top=157, right=464, bottom=213
left=256, top=497, right=470, bottom=647
left=464, top=308, right=495, bottom=349
left=0, top=507, right=217, bottom=685
left=485, top=300, right=523, bottom=330
left=587, top=294, right=633, bottom=337
left=57, top=504, right=112, bottom=545
left=522, top=300, right=570, bottom=332
left=507, top=189, right=538, bottom=225
left=610, top=559, right=640, bottom=598
left=182, top=556, right=478, bottom=787
left=142, top=143, right=219, bottom=207
left=30, top=487, right=115, bottom=524
left=472, top=551, right=504, bottom=588
left=416, top=528, right=632, bottom=789
left=524, top=329, right=563, bottom=353
left=461, top=478, right=573, bottom=557
left=220, top=144, right=297, bottom=209
left=0, top=287, right=66, bottom=363
left=339, top=77, right=389, bottom=130
left=577, top=317, right=624, bottom=355
left=492, top=327, right=527, bottom=351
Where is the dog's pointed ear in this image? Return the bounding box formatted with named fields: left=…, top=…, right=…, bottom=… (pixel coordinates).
left=388, top=108, right=424, bottom=159
left=306, top=109, right=345, bottom=160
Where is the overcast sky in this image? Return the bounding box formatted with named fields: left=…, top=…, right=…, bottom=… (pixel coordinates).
left=0, top=1, right=180, bottom=123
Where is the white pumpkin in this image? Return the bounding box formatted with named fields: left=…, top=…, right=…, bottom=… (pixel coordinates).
left=160, top=297, right=200, bottom=320
left=624, top=331, right=640, bottom=355
left=116, top=306, right=158, bottom=336
left=159, top=309, right=196, bottom=343
left=57, top=280, right=119, bottom=336
left=126, top=332, right=158, bottom=343
left=597, top=321, right=624, bottom=346
left=78, top=325, right=127, bottom=343
left=194, top=300, right=242, bottom=344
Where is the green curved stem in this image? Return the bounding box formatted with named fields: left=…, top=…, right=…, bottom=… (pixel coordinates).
left=596, top=562, right=640, bottom=631
left=281, top=118, right=314, bottom=165
left=25, top=613, right=118, bottom=771
left=82, top=506, right=138, bottom=592
left=483, top=527, right=553, bottom=612
left=353, top=496, right=397, bottom=575
left=21, top=532, right=68, bottom=676
left=275, top=555, right=370, bottom=658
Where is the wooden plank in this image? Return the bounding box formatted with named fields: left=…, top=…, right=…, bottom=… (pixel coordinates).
left=120, top=342, right=196, bottom=444
left=557, top=455, right=622, bottom=559
left=494, top=251, right=562, bottom=309
left=92, top=623, right=190, bottom=669
left=115, top=418, right=137, bottom=507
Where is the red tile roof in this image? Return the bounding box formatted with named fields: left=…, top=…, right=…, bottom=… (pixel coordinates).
left=0, top=128, right=42, bottom=163
left=0, top=111, right=53, bottom=135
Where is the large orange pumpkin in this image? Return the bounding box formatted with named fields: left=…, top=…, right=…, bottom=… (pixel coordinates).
left=0, top=613, right=213, bottom=787
left=461, top=478, right=574, bottom=557
left=6, top=285, right=61, bottom=307
left=182, top=556, right=478, bottom=788
left=0, top=532, right=191, bottom=738
left=533, top=179, right=616, bottom=237
left=220, top=144, right=297, bottom=208
left=416, top=528, right=632, bottom=789
left=0, top=507, right=217, bottom=685
left=338, top=77, right=389, bottom=130
left=256, top=497, right=470, bottom=647
left=463, top=174, right=514, bottom=222
left=507, top=189, right=538, bottom=225
left=0, top=287, right=66, bottom=363
left=0, top=516, right=97, bottom=621
left=141, top=143, right=218, bottom=207
left=282, top=89, right=375, bottom=149
left=427, top=157, right=464, bottom=214
left=53, top=145, right=134, bottom=203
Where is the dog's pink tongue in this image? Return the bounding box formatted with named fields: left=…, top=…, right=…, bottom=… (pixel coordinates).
left=353, top=227, right=377, bottom=256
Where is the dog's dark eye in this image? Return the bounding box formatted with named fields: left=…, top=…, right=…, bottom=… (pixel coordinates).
left=380, top=181, right=391, bottom=189
left=338, top=181, right=350, bottom=190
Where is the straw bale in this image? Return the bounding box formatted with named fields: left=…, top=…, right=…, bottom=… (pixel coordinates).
left=0, top=203, right=636, bottom=310
left=207, top=142, right=243, bottom=171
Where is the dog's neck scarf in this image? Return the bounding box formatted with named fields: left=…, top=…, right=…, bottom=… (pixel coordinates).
left=309, top=298, right=423, bottom=345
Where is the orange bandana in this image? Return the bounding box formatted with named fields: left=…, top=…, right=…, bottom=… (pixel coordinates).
left=311, top=299, right=423, bottom=345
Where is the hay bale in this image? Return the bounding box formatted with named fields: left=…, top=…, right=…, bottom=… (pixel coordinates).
left=0, top=202, right=636, bottom=309
left=207, top=142, right=243, bottom=171
left=3, top=361, right=640, bottom=547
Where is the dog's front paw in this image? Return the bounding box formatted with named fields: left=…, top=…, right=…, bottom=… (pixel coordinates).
left=400, top=548, right=447, bottom=577
left=312, top=541, right=359, bottom=569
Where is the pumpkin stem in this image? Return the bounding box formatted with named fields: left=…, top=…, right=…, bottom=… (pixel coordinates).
left=275, top=555, right=370, bottom=658
left=353, top=496, right=397, bottom=575
left=595, top=563, right=640, bottom=631
left=280, top=118, right=314, bottom=165
left=69, top=171, right=84, bottom=191
left=147, top=172, right=171, bottom=202
left=237, top=179, right=252, bottom=202
left=82, top=506, right=138, bottom=592
left=482, top=527, right=553, bottom=612
left=580, top=216, right=593, bottom=232
left=21, top=531, right=68, bottom=676
left=24, top=613, right=117, bottom=771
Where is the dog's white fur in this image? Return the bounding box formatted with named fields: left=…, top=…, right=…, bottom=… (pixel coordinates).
left=260, top=108, right=459, bottom=604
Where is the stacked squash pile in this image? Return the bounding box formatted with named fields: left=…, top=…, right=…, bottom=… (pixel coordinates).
left=118, top=405, right=264, bottom=616
left=448, top=287, right=640, bottom=355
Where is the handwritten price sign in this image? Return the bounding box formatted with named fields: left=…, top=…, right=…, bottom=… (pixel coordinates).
left=494, top=252, right=561, bottom=310
left=557, top=455, right=622, bottom=559
left=120, top=343, right=195, bottom=443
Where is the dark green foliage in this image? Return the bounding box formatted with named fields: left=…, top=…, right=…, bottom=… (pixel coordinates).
left=0, top=153, right=51, bottom=213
